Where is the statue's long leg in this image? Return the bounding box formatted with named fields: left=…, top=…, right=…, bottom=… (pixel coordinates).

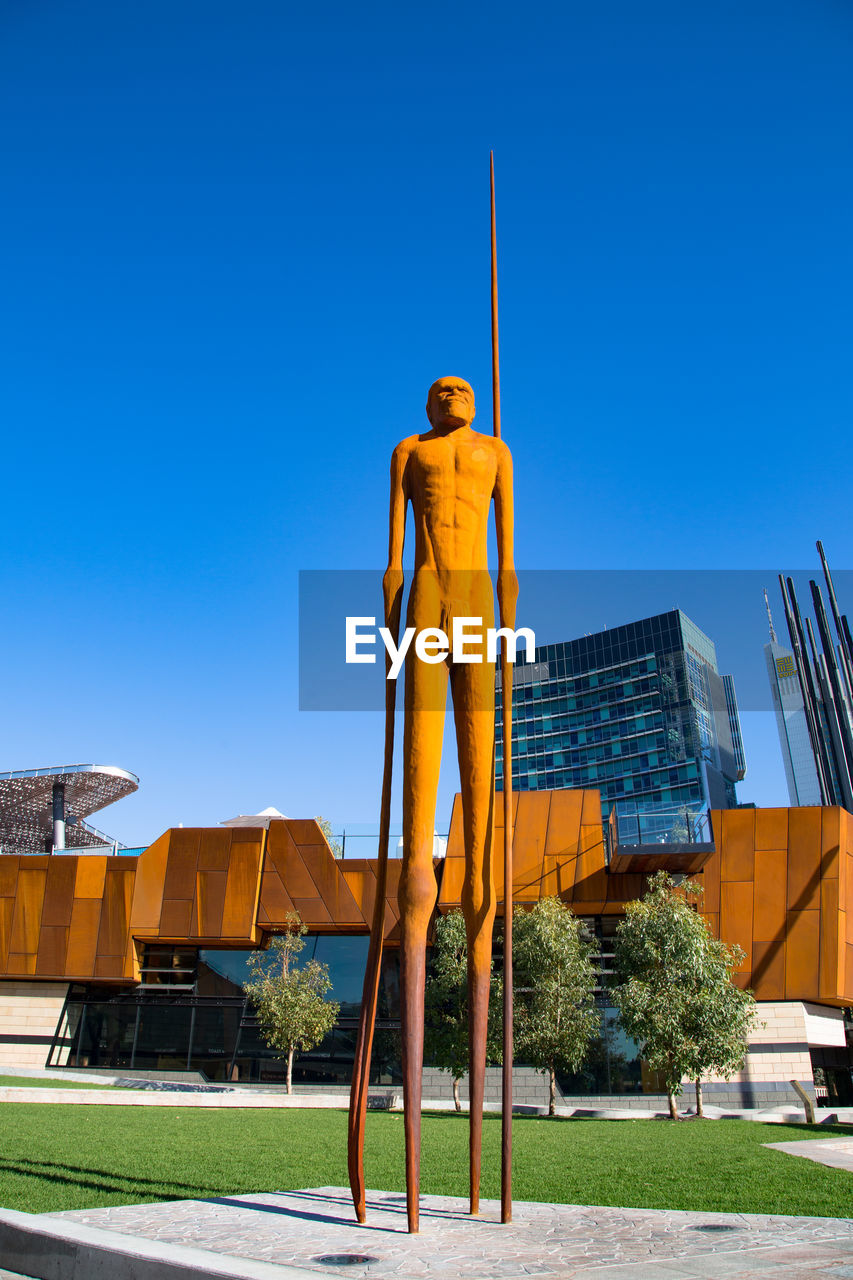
left=451, top=658, right=496, bottom=1218
left=348, top=675, right=396, bottom=1224
left=399, top=658, right=446, bottom=1233
left=464, top=893, right=494, bottom=1216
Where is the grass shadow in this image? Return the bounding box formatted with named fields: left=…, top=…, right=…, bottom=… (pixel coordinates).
left=0, top=1156, right=215, bottom=1201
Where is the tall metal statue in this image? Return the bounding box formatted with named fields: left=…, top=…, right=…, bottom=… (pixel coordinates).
left=349, top=155, right=515, bottom=1235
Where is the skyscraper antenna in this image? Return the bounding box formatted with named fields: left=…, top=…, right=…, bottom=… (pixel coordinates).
left=764, top=588, right=777, bottom=643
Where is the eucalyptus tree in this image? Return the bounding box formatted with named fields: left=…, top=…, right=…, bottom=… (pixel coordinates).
left=612, top=871, right=757, bottom=1119
left=513, top=896, right=599, bottom=1116
left=244, top=914, right=340, bottom=1093
left=423, top=909, right=502, bottom=1110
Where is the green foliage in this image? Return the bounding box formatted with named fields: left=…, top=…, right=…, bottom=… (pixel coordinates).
left=315, top=816, right=343, bottom=858
left=423, top=911, right=502, bottom=1093
left=513, top=897, right=598, bottom=1113
left=243, top=914, right=339, bottom=1090
left=612, top=871, right=758, bottom=1115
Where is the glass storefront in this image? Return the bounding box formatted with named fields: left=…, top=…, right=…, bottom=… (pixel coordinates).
left=49, top=927, right=645, bottom=1091
left=50, top=937, right=401, bottom=1084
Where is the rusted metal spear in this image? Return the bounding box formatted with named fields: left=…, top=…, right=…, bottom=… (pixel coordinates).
left=348, top=652, right=397, bottom=1223
left=491, top=149, right=514, bottom=1226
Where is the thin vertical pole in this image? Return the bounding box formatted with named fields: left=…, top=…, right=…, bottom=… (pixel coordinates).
left=76, top=1003, right=87, bottom=1068
left=817, top=541, right=853, bottom=675
left=781, top=576, right=833, bottom=803
left=130, top=1003, right=141, bottom=1069
left=491, top=152, right=501, bottom=443
left=186, top=1003, right=197, bottom=1071
left=52, top=782, right=66, bottom=852
left=491, top=149, right=513, bottom=1226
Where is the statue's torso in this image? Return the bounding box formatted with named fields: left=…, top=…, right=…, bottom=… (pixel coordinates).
left=405, top=429, right=500, bottom=568
left=397, top=427, right=506, bottom=630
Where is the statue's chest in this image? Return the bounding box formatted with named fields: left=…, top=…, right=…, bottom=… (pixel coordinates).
left=414, top=444, right=496, bottom=502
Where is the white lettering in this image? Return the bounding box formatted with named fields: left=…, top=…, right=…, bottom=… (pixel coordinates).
left=487, top=626, right=536, bottom=664
left=379, top=626, right=416, bottom=680
left=346, top=618, right=537, bottom=678
left=346, top=617, right=377, bottom=663
left=414, top=627, right=449, bottom=664
left=452, top=617, right=483, bottom=663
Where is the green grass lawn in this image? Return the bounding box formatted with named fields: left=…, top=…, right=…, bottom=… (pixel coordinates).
left=0, top=1075, right=112, bottom=1090
left=0, top=1105, right=850, bottom=1218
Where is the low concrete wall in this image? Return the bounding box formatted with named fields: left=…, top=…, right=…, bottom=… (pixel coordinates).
left=700, top=1001, right=818, bottom=1108
left=421, top=1067, right=667, bottom=1111
left=0, top=980, right=68, bottom=1068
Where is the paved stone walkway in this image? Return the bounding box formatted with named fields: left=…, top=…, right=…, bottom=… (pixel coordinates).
left=51, top=1186, right=853, bottom=1279
left=764, top=1137, right=853, bottom=1175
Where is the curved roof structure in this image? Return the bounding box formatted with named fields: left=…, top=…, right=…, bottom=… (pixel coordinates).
left=0, top=764, right=139, bottom=853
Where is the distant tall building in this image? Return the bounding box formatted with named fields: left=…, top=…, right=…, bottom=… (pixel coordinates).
left=763, top=592, right=822, bottom=806
left=496, top=609, right=745, bottom=835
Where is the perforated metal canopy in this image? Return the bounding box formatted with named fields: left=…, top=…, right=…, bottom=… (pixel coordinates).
left=0, top=764, right=138, bottom=853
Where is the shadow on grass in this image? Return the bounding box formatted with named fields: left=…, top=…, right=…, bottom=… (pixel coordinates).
left=0, top=1156, right=214, bottom=1200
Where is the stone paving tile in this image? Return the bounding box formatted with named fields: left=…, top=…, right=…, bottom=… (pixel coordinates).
left=764, top=1138, right=853, bottom=1174
left=50, top=1187, right=853, bottom=1279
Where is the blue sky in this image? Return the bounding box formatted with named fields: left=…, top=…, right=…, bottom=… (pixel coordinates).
left=1, top=1, right=851, bottom=845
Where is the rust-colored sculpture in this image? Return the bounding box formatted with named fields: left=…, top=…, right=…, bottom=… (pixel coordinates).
left=348, top=374, right=516, bottom=1233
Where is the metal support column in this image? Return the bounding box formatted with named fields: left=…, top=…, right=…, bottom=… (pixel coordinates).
left=130, top=1004, right=142, bottom=1069
left=75, top=1003, right=87, bottom=1067
left=780, top=576, right=833, bottom=803
left=52, top=782, right=66, bottom=852
left=186, top=1003, right=197, bottom=1071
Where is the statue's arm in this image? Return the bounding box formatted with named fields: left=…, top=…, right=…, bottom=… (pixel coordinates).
left=383, top=442, right=408, bottom=639
left=494, top=442, right=518, bottom=630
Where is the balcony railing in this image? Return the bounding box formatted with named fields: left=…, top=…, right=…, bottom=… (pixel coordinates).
left=605, top=806, right=715, bottom=875
left=328, top=832, right=448, bottom=860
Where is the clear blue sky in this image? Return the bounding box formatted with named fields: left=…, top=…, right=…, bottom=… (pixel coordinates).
left=2, top=1, right=851, bottom=845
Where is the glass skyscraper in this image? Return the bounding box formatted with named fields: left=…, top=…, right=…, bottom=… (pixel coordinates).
left=496, top=610, right=745, bottom=836
left=765, top=636, right=822, bottom=806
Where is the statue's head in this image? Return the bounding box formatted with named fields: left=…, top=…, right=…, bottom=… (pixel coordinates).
left=426, top=376, right=475, bottom=431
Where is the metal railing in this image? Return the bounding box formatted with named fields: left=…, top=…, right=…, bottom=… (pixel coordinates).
left=0, top=842, right=148, bottom=857
left=329, top=832, right=449, bottom=860
left=611, top=807, right=713, bottom=848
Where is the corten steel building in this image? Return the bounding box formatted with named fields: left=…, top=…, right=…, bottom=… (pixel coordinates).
left=496, top=611, right=746, bottom=844
left=1, top=787, right=852, bottom=1107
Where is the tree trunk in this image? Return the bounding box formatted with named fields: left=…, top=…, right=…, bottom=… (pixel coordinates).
left=287, top=1046, right=294, bottom=1095
left=453, top=1077, right=461, bottom=1112
left=695, top=1078, right=703, bottom=1118
left=667, top=1089, right=678, bottom=1121
left=549, top=1064, right=556, bottom=1117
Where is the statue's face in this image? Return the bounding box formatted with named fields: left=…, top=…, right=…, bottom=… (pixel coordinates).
left=426, top=377, right=475, bottom=430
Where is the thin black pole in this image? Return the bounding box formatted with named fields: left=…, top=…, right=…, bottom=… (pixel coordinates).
left=809, top=583, right=853, bottom=804
left=779, top=576, right=833, bottom=804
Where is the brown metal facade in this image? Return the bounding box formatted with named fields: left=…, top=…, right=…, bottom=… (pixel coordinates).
left=1, top=797, right=851, bottom=1005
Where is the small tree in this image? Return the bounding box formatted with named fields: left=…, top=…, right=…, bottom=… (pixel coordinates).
left=423, top=910, right=502, bottom=1110
left=316, top=817, right=343, bottom=859
left=513, top=897, right=598, bottom=1116
left=612, top=871, right=757, bottom=1119
left=244, top=914, right=339, bottom=1093
left=681, top=934, right=759, bottom=1117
